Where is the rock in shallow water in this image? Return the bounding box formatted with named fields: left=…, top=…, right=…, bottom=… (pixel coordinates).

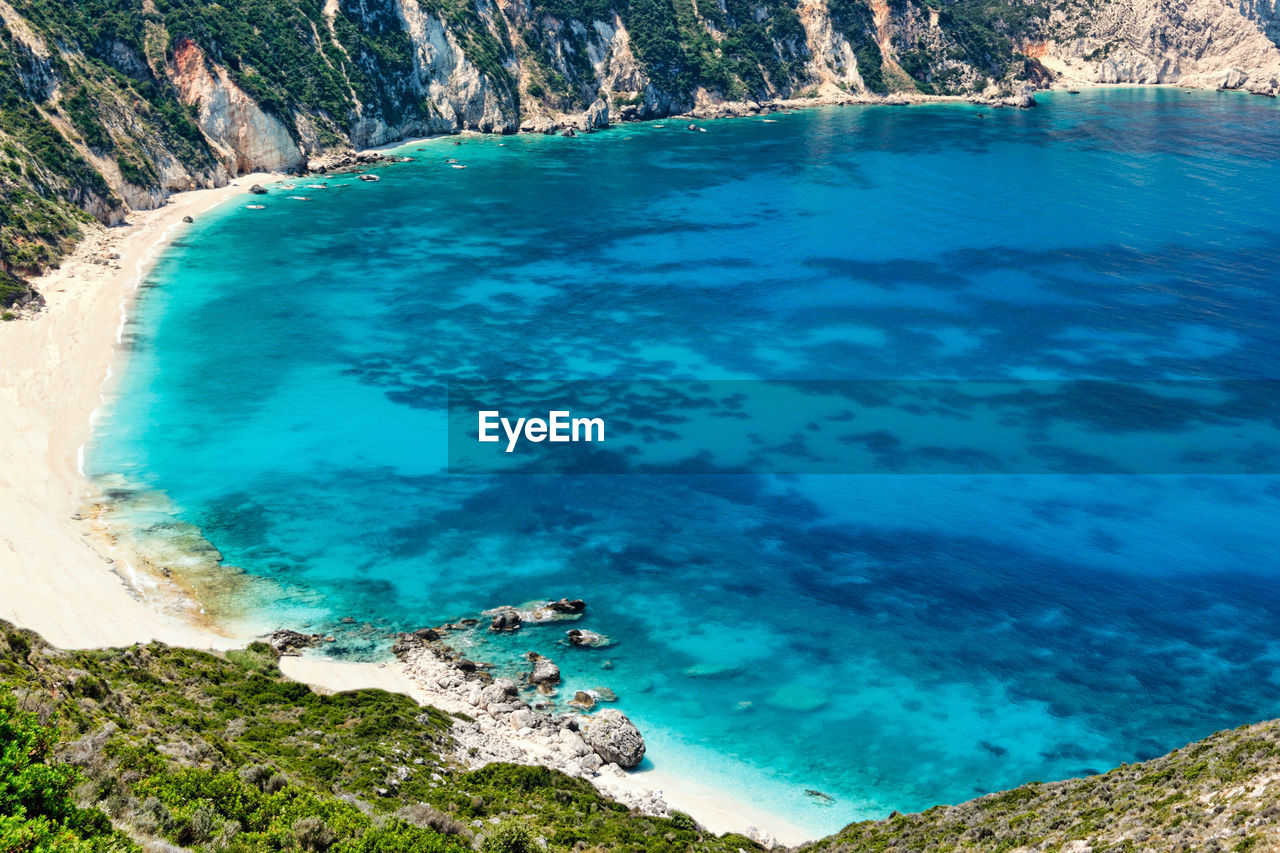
left=548, top=598, right=586, bottom=614
left=526, top=653, right=561, bottom=687
left=489, top=607, right=521, bottom=632
left=581, top=708, right=645, bottom=768
left=566, top=628, right=611, bottom=648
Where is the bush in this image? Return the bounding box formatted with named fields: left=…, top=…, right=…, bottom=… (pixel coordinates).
left=397, top=803, right=473, bottom=839
left=294, top=815, right=338, bottom=852
left=0, top=692, right=140, bottom=852
left=238, top=763, right=275, bottom=790
left=481, top=819, right=536, bottom=853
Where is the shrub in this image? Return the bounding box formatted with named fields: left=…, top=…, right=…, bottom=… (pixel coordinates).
left=481, top=819, right=536, bottom=853
left=294, top=815, right=338, bottom=852
left=0, top=692, right=140, bottom=852
left=397, top=803, right=473, bottom=839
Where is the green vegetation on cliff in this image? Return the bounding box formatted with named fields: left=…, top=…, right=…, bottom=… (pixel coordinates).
left=4, top=620, right=1280, bottom=852
left=0, top=624, right=759, bottom=853
left=0, top=0, right=1066, bottom=293
left=803, top=726, right=1280, bottom=852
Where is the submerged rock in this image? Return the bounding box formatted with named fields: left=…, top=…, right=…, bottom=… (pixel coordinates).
left=358, top=174, right=380, bottom=182
left=581, top=708, right=645, bottom=768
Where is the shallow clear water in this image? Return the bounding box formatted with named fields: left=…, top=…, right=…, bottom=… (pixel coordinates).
left=92, top=88, right=1280, bottom=836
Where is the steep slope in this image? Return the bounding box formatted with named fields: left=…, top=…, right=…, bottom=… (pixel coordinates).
left=802, top=722, right=1280, bottom=852
left=4, top=620, right=1280, bottom=851
left=0, top=0, right=1278, bottom=296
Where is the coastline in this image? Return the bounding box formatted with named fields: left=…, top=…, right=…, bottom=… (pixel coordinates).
left=279, top=654, right=815, bottom=846
left=0, top=170, right=817, bottom=846
left=0, top=174, right=282, bottom=651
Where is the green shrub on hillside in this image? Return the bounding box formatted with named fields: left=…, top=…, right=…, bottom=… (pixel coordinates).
left=0, top=624, right=764, bottom=853
left=0, top=693, right=141, bottom=852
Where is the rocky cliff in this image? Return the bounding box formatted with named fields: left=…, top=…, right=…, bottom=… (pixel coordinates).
left=1, top=0, right=1278, bottom=292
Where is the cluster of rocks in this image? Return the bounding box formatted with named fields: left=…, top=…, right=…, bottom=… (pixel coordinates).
left=525, top=652, right=561, bottom=692
left=518, top=99, right=610, bottom=135
left=486, top=598, right=586, bottom=632
left=305, top=150, right=413, bottom=176
left=261, top=602, right=678, bottom=827
left=646, top=86, right=1039, bottom=125
left=3, top=283, right=45, bottom=318
left=261, top=628, right=331, bottom=656
left=662, top=99, right=785, bottom=121
left=270, top=605, right=798, bottom=846
left=388, top=603, right=647, bottom=778
left=566, top=628, right=611, bottom=648
left=393, top=636, right=646, bottom=770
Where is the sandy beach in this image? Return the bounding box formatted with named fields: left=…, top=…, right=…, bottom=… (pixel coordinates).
left=0, top=174, right=816, bottom=847
left=0, top=175, right=284, bottom=651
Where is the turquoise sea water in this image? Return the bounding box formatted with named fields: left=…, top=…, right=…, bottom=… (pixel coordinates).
left=92, top=89, right=1280, bottom=836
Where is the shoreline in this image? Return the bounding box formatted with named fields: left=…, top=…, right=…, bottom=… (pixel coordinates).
left=3, top=82, right=1264, bottom=847
left=0, top=171, right=818, bottom=846
left=0, top=174, right=281, bottom=651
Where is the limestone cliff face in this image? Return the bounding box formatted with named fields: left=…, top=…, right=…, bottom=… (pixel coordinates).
left=392, top=0, right=514, bottom=137
left=1040, top=0, right=1280, bottom=94
left=169, top=39, right=307, bottom=173
left=1234, top=0, right=1280, bottom=44
left=797, top=0, right=868, bottom=96
left=2, top=0, right=1280, bottom=284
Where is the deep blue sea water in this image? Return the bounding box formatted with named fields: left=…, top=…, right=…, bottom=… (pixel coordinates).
left=91, top=88, right=1280, bottom=836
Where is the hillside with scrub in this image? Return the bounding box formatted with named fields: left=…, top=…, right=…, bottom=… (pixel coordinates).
left=3, top=621, right=1280, bottom=852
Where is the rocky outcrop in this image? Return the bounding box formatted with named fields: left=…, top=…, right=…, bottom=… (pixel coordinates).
left=261, top=629, right=326, bottom=655
left=488, top=607, right=522, bottom=632
left=168, top=38, right=306, bottom=173
left=566, top=628, right=611, bottom=648
left=547, top=598, right=586, bottom=614
left=525, top=652, right=561, bottom=689
left=1041, top=0, right=1280, bottom=94
left=580, top=709, right=646, bottom=768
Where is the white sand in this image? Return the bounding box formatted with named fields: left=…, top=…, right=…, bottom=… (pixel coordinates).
left=0, top=176, right=819, bottom=848
left=0, top=175, right=277, bottom=650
